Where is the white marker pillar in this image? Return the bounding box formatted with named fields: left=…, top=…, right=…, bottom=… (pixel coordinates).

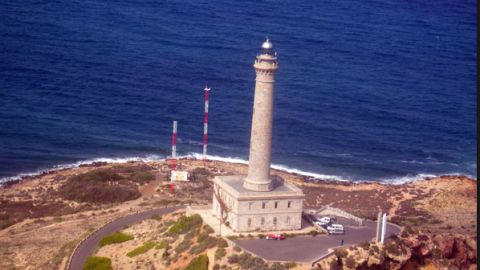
left=380, top=213, right=387, bottom=244
left=376, top=211, right=382, bottom=242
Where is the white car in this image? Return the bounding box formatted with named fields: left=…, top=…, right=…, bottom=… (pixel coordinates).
left=327, top=224, right=345, bottom=235
left=315, top=216, right=331, bottom=226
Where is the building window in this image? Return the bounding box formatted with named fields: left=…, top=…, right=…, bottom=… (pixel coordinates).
left=286, top=216, right=290, bottom=224
left=274, top=202, right=278, bottom=208
left=273, top=217, right=277, bottom=226
left=261, top=217, right=265, bottom=225
left=287, top=201, right=292, bottom=208
left=262, top=202, right=266, bottom=209
left=249, top=202, right=253, bottom=210
left=248, top=218, right=252, bottom=227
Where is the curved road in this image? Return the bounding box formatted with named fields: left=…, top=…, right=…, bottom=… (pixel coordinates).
left=68, top=206, right=183, bottom=270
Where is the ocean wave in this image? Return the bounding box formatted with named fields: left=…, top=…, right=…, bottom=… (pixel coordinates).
left=0, top=155, right=166, bottom=184
left=381, top=172, right=476, bottom=185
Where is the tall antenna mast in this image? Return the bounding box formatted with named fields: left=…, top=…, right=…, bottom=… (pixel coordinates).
left=171, top=120, right=177, bottom=170
left=203, top=85, right=211, bottom=160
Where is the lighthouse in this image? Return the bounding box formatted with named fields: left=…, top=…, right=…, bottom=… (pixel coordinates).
left=244, top=39, right=279, bottom=192
left=210, top=39, right=304, bottom=233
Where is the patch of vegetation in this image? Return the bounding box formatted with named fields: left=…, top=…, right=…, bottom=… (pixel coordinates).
left=99, top=232, right=134, bottom=247
left=83, top=256, right=113, bottom=270
left=126, top=240, right=156, bottom=257
left=215, top=247, right=226, bottom=260
left=149, top=214, right=162, bottom=221
left=203, top=224, right=214, bottom=234
left=334, top=248, right=348, bottom=258
left=156, top=239, right=169, bottom=250
left=184, top=254, right=209, bottom=270
left=358, top=240, right=370, bottom=250
left=174, top=238, right=191, bottom=254
left=168, top=214, right=203, bottom=234
left=345, top=255, right=356, bottom=268
left=284, top=262, right=297, bottom=269
left=58, top=169, right=141, bottom=203
left=190, top=234, right=218, bottom=254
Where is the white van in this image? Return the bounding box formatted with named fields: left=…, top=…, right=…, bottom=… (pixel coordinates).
left=314, top=216, right=331, bottom=227
left=327, top=224, right=345, bottom=235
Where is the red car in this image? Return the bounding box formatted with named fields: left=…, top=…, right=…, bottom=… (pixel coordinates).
left=265, top=233, right=285, bottom=240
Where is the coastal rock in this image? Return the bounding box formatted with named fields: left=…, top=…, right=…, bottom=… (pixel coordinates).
left=453, top=237, right=469, bottom=267
left=433, top=234, right=455, bottom=258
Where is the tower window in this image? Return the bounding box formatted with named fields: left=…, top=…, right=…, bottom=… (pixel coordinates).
left=287, top=201, right=292, bottom=208
left=273, top=217, right=277, bottom=226
left=249, top=202, right=253, bottom=210
left=261, top=217, right=265, bottom=225
left=274, top=202, right=278, bottom=208
left=262, top=202, right=266, bottom=209
left=248, top=218, right=252, bottom=227
left=286, top=216, right=290, bottom=224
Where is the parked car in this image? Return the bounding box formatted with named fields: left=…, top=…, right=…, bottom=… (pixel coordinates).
left=265, top=233, right=286, bottom=240
left=315, top=216, right=331, bottom=226
left=326, top=224, right=345, bottom=235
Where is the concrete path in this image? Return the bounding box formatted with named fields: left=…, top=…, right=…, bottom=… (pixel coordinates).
left=234, top=220, right=401, bottom=263
left=68, top=206, right=183, bottom=270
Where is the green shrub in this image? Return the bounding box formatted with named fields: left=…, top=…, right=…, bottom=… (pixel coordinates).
left=334, top=248, right=347, bottom=258
left=385, top=241, right=401, bottom=256
left=174, top=238, right=191, bottom=254
left=227, top=254, right=239, bottom=264
left=345, top=255, right=356, bottom=268
left=184, top=254, right=209, bottom=270
left=216, top=238, right=228, bottom=248
left=191, top=235, right=218, bottom=254
left=213, top=264, right=220, bottom=270
left=168, top=214, right=203, bottom=235
left=358, top=240, right=370, bottom=250
left=149, top=215, right=162, bottom=221
left=203, top=224, right=214, bottom=234
left=284, top=262, right=297, bottom=269
left=226, top=236, right=238, bottom=241
left=126, top=240, right=156, bottom=257
left=83, top=256, right=112, bottom=270
left=133, top=171, right=155, bottom=183
left=215, top=247, right=226, bottom=260
left=233, top=246, right=242, bottom=252
left=99, top=232, right=133, bottom=247
left=156, top=240, right=169, bottom=250
left=328, top=258, right=341, bottom=270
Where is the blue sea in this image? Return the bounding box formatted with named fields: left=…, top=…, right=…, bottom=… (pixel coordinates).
left=0, top=0, right=476, bottom=183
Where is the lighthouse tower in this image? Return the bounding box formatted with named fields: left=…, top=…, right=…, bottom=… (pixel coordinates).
left=209, top=39, right=304, bottom=233
left=244, top=39, right=279, bottom=192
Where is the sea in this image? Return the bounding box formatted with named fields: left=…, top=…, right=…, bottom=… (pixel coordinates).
left=0, top=0, right=476, bottom=184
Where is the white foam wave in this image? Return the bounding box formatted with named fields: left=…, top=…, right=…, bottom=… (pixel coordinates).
left=0, top=155, right=166, bottom=184
left=0, top=153, right=475, bottom=185
left=381, top=172, right=476, bottom=185
left=185, top=152, right=348, bottom=182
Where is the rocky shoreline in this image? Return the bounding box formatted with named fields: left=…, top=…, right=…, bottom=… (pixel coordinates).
left=0, top=159, right=476, bottom=269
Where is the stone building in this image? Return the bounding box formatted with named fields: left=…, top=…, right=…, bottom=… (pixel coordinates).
left=212, top=39, right=305, bottom=232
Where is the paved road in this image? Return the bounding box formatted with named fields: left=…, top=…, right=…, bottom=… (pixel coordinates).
left=68, top=206, right=183, bottom=270
left=235, top=220, right=401, bottom=263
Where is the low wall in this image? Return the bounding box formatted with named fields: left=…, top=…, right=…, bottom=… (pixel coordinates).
left=317, top=206, right=364, bottom=226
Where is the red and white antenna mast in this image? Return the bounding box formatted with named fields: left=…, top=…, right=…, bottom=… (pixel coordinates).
left=170, top=120, right=177, bottom=170
left=203, top=85, right=211, bottom=160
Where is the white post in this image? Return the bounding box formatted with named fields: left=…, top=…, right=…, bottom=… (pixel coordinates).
left=376, top=211, right=382, bottom=242
left=380, top=213, right=387, bottom=244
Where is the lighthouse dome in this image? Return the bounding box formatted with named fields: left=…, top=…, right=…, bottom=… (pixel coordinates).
left=261, top=38, right=273, bottom=49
